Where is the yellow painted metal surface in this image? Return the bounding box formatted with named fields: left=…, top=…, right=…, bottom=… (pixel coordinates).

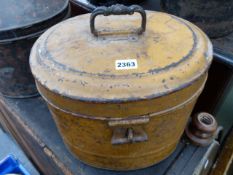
left=30, top=12, right=212, bottom=101
left=30, top=10, right=213, bottom=170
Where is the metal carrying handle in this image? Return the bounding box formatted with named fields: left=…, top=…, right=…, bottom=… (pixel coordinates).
left=90, top=4, right=147, bottom=36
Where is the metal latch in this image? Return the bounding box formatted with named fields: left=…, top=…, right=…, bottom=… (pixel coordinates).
left=108, top=117, right=149, bottom=145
